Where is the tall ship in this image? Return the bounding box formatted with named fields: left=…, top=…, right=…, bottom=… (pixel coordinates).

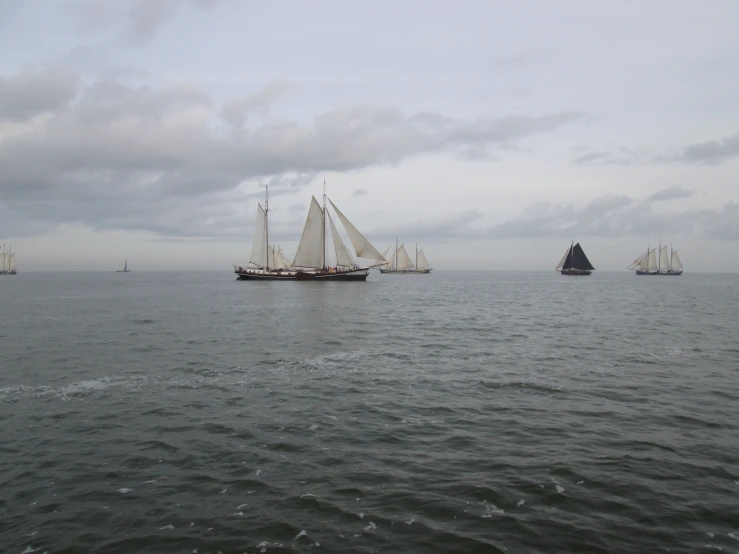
left=628, top=242, right=683, bottom=276
left=234, top=184, right=387, bottom=281
left=380, top=240, right=432, bottom=274
left=1, top=245, right=17, bottom=275
left=555, top=241, right=595, bottom=276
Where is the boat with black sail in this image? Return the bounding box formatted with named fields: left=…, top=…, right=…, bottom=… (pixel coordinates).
left=555, top=241, right=594, bottom=276
left=117, top=259, right=131, bottom=273
left=234, top=184, right=387, bottom=281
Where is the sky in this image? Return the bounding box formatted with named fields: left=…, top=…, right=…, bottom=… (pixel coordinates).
left=1, top=0, right=738, bottom=271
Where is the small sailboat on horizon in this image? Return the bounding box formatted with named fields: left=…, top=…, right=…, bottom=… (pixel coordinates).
left=379, top=240, right=432, bottom=274
left=555, top=241, right=595, bottom=276
left=628, top=241, right=683, bottom=275
left=1, top=245, right=17, bottom=275
left=117, top=259, right=131, bottom=273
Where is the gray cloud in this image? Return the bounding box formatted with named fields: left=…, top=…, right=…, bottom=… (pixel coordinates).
left=63, top=0, right=223, bottom=47
left=0, top=71, right=583, bottom=238
left=221, top=79, right=294, bottom=130
left=0, top=67, right=78, bottom=122
left=484, top=188, right=737, bottom=241
left=668, top=133, right=739, bottom=165
left=647, top=185, right=693, bottom=202
left=353, top=188, right=368, bottom=197
left=573, top=146, right=647, bottom=166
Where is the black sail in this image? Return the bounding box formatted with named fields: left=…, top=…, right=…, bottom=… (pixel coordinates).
left=562, top=248, right=574, bottom=269
left=571, top=243, right=594, bottom=270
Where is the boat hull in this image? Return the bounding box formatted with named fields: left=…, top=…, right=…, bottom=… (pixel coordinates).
left=560, top=269, right=592, bottom=276
left=379, top=268, right=432, bottom=274
left=1, top=271, right=17, bottom=276
left=635, top=270, right=682, bottom=276
left=234, top=267, right=369, bottom=281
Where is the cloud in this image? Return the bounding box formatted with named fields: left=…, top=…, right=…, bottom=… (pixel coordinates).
left=0, top=70, right=583, bottom=239
left=221, top=79, right=294, bottom=130
left=485, top=189, right=737, bottom=241
left=368, top=210, right=486, bottom=243
left=647, top=185, right=693, bottom=202
left=668, top=133, right=739, bottom=165
left=353, top=188, right=368, bottom=197
left=575, top=133, right=739, bottom=167
left=0, top=67, right=78, bottom=122
left=63, top=0, right=224, bottom=47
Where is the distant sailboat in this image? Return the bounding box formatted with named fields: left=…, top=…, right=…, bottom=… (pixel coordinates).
left=117, top=259, right=131, bottom=273
left=379, top=240, right=432, bottom=274
left=1, top=245, right=17, bottom=275
left=555, top=241, right=595, bottom=276
left=234, top=182, right=387, bottom=281
left=629, top=241, right=683, bottom=275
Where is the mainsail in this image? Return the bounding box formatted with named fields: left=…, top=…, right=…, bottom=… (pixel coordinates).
left=8, top=253, right=14, bottom=272
left=416, top=249, right=430, bottom=269
left=249, top=204, right=267, bottom=267
left=395, top=244, right=415, bottom=270
left=380, top=246, right=394, bottom=269
left=292, top=197, right=325, bottom=268
left=647, top=248, right=658, bottom=271
left=328, top=199, right=385, bottom=262
left=555, top=249, right=569, bottom=271
left=659, top=246, right=670, bottom=270
left=562, top=243, right=594, bottom=271
left=328, top=212, right=355, bottom=267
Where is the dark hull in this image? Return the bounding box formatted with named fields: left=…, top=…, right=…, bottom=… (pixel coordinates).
left=560, top=269, right=592, bottom=276
left=235, top=267, right=369, bottom=281
left=635, top=270, right=682, bottom=276
left=1, top=271, right=17, bottom=275
left=379, top=268, right=432, bottom=274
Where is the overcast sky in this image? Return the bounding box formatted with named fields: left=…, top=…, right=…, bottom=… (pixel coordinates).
left=1, top=0, right=738, bottom=271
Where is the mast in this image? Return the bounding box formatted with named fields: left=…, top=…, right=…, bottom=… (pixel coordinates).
left=265, top=185, right=269, bottom=270
left=395, top=237, right=398, bottom=271
left=646, top=243, right=649, bottom=272
left=570, top=239, right=574, bottom=270
left=658, top=238, right=661, bottom=273
left=322, top=179, right=327, bottom=270
left=416, top=243, right=418, bottom=272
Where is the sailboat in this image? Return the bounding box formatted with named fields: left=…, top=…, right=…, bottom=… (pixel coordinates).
left=379, top=240, right=432, bottom=274
left=0, top=245, right=17, bottom=275
left=555, top=241, right=595, bottom=276
left=234, top=183, right=387, bottom=281
left=117, top=259, right=131, bottom=273
left=629, top=241, right=683, bottom=276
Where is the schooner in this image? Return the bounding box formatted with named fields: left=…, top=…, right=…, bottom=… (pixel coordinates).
left=1, top=245, right=17, bottom=275
left=234, top=184, right=387, bottom=281
left=379, top=240, right=432, bottom=274
left=628, top=241, right=683, bottom=275
left=555, top=241, right=595, bottom=276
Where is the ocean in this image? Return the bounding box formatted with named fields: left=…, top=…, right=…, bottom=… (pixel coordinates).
left=1, top=271, right=738, bottom=553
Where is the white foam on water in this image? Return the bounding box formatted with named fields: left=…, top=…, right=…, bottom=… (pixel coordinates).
left=237, top=503, right=248, bottom=509
left=364, top=522, right=376, bottom=532
left=728, top=533, right=738, bottom=541
left=233, top=512, right=244, bottom=516
left=21, top=547, right=40, bottom=553
left=218, top=488, right=227, bottom=494
left=358, top=512, right=364, bottom=519
left=577, top=481, right=584, bottom=484
left=293, top=530, right=307, bottom=540
left=299, top=494, right=315, bottom=499
left=405, top=518, right=414, bottom=525
left=481, top=501, right=505, bottom=518
left=308, top=424, right=318, bottom=431
left=160, top=524, right=174, bottom=530
left=189, top=522, right=194, bottom=527
left=255, top=470, right=262, bottom=476
left=28, top=532, right=38, bottom=536
left=556, top=485, right=565, bottom=493
left=707, top=533, right=715, bottom=538
left=141, top=480, right=157, bottom=485
left=517, top=500, right=525, bottom=507
left=118, top=488, right=132, bottom=494
left=192, top=550, right=197, bottom=553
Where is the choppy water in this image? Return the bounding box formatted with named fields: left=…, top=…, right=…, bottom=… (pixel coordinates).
left=1, top=271, right=738, bottom=554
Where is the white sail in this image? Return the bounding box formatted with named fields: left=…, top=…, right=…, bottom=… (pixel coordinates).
left=659, top=246, right=670, bottom=271
left=292, top=196, right=325, bottom=268
left=0, top=252, right=5, bottom=272
left=416, top=249, right=430, bottom=269
left=277, top=246, right=292, bottom=269
left=249, top=204, right=267, bottom=267
left=328, top=212, right=354, bottom=267
left=555, top=248, right=569, bottom=270
left=267, top=245, right=276, bottom=269
left=647, top=249, right=657, bottom=272
left=381, top=246, right=395, bottom=269
left=8, top=253, right=15, bottom=271
left=671, top=250, right=683, bottom=269
left=396, top=244, right=415, bottom=270
left=327, top=198, right=385, bottom=262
